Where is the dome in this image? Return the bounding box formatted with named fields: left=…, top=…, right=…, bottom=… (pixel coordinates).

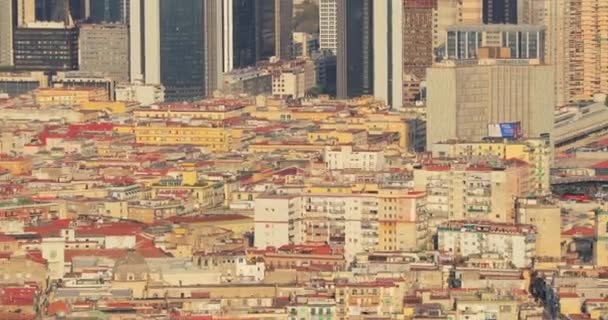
left=112, top=250, right=150, bottom=282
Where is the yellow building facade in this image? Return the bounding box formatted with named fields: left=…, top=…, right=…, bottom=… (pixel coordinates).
left=134, top=124, right=243, bottom=152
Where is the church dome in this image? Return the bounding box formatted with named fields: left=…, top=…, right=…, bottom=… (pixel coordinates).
left=112, top=250, right=150, bottom=282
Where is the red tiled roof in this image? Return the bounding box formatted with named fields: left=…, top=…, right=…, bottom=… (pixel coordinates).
left=561, top=226, right=594, bottom=237
left=592, top=160, right=608, bottom=169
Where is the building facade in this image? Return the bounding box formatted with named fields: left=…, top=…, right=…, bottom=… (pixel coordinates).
left=438, top=220, right=536, bottom=268
left=483, top=0, right=518, bottom=24
left=445, top=24, right=545, bottom=61
left=79, top=24, right=129, bottom=83
left=0, top=0, right=15, bottom=67
left=336, top=0, right=373, bottom=99
left=403, top=0, right=436, bottom=80
left=13, top=22, right=79, bottom=71
left=319, top=0, right=338, bottom=54
left=129, top=0, right=222, bottom=101
left=426, top=60, right=555, bottom=147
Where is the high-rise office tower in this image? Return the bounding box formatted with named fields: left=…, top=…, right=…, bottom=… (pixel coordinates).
left=0, top=0, right=16, bottom=67
left=373, top=0, right=403, bottom=110
left=79, top=24, right=129, bottom=82
left=130, top=0, right=222, bottom=101
left=223, top=0, right=293, bottom=72
left=319, top=0, right=338, bottom=54
left=568, top=0, right=608, bottom=101
left=13, top=22, right=79, bottom=71
left=483, top=0, right=518, bottom=24
left=223, top=0, right=257, bottom=72
left=336, top=0, right=373, bottom=99
left=403, top=0, right=436, bottom=79
left=256, top=0, right=293, bottom=61
left=337, top=0, right=403, bottom=109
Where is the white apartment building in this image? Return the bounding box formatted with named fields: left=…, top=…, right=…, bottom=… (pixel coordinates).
left=253, top=194, right=302, bottom=249
left=437, top=220, right=536, bottom=268
left=319, top=0, right=338, bottom=54
left=324, top=146, right=385, bottom=171
left=254, top=192, right=382, bottom=262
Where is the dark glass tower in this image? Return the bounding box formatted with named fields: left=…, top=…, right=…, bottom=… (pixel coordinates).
left=159, top=0, right=204, bottom=101
left=337, top=0, right=373, bottom=98
left=483, top=0, right=518, bottom=24
left=90, top=0, right=126, bottom=23
left=232, top=0, right=257, bottom=68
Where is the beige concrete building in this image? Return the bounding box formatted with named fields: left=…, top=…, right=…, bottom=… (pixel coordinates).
left=268, top=59, right=316, bottom=98
left=426, top=59, right=555, bottom=147
left=524, top=0, right=569, bottom=108
left=433, top=0, right=481, bottom=49
left=413, top=163, right=531, bottom=225
left=79, top=24, right=129, bottom=83
left=0, top=0, right=14, bottom=67
left=568, top=0, right=608, bottom=101
left=516, top=199, right=561, bottom=259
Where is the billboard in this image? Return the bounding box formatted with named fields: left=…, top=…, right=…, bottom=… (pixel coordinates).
left=488, top=122, right=521, bottom=138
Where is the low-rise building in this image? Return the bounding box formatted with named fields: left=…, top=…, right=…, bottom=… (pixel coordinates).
left=438, top=220, right=536, bottom=268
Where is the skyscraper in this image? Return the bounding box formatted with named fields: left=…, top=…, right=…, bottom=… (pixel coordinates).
left=13, top=22, right=79, bottom=71
left=403, top=0, right=436, bottom=79
left=256, top=0, right=293, bottom=61
left=79, top=23, right=129, bottom=82
left=223, top=0, right=257, bottom=72
left=319, top=0, right=338, bottom=54
left=336, top=0, right=373, bottom=99
left=483, top=0, right=518, bottom=24
left=130, top=0, right=222, bottom=101
left=336, top=0, right=403, bottom=109
left=0, top=0, right=16, bottom=67
left=373, top=0, right=403, bottom=110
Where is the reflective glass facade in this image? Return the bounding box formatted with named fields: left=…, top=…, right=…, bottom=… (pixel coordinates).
left=159, top=0, right=204, bottom=101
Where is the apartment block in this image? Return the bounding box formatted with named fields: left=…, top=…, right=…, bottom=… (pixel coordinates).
left=438, top=220, right=536, bottom=268
left=413, top=163, right=531, bottom=225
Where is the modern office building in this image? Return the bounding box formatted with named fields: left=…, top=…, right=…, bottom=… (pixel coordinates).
left=89, top=0, right=129, bottom=23
left=403, top=0, right=436, bottom=79
left=256, top=0, right=293, bottom=62
left=223, top=0, right=257, bottom=72
left=336, top=0, right=403, bottom=109
left=319, top=0, right=338, bottom=54
left=483, top=0, right=518, bottom=24
left=35, top=0, right=70, bottom=22
left=336, top=0, right=373, bottom=99
left=129, top=0, right=222, bottom=101
left=0, top=0, right=15, bottom=67
left=445, top=24, right=545, bottom=61
left=373, top=0, right=404, bottom=110
left=13, top=22, right=79, bottom=71
left=223, top=0, right=294, bottom=71
left=79, top=23, right=129, bottom=82
left=432, top=0, right=486, bottom=56
left=426, top=59, right=555, bottom=147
